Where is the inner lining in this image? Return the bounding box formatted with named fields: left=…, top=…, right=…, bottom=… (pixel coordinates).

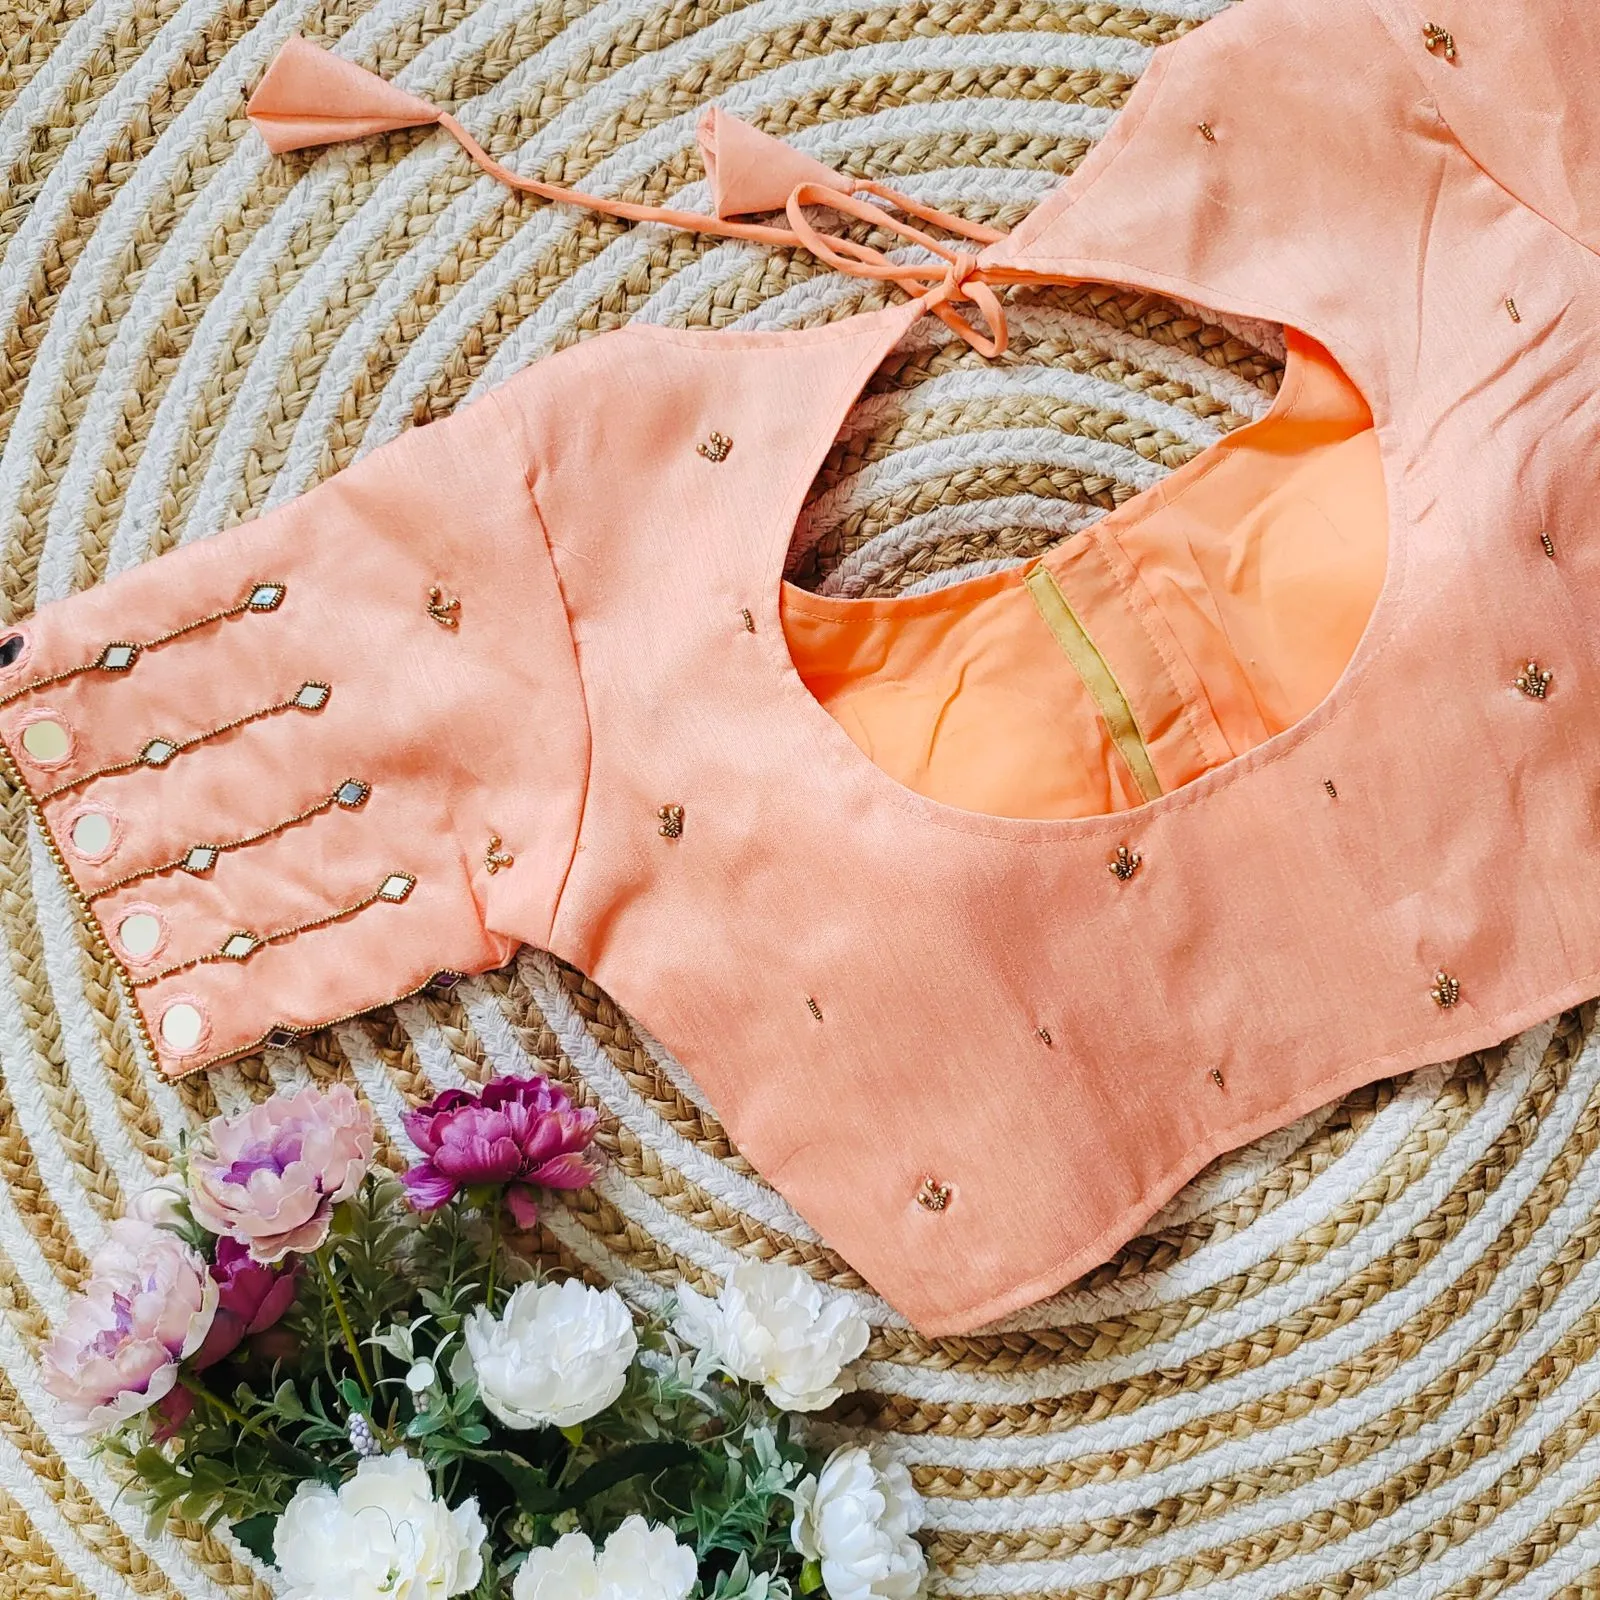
left=781, top=329, right=1388, bottom=820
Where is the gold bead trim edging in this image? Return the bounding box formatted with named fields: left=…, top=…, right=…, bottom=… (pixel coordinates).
left=5, top=2, right=1600, bottom=1598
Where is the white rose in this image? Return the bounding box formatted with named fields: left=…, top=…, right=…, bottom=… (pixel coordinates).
left=512, top=1516, right=697, bottom=1600
left=675, top=1261, right=868, bottom=1411
left=463, top=1279, right=637, bottom=1430
left=274, top=1455, right=485, bottom=1600
left=792, top=1446, right=927, bottom=1600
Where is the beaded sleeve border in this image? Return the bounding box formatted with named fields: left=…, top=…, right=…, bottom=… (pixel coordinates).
left=0, top=731, right=469, bottom=1080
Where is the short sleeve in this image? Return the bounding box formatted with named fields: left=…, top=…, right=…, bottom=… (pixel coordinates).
left=1412, top=0, right=1600, bottom=253
left=0, top=383, right=588, bottom=1076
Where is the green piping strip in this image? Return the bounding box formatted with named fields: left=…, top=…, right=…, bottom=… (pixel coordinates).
left=1024, top=564, right=1163, bottom=802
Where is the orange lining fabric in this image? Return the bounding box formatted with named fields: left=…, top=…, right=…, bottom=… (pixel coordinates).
left=782, top=331, right=1388, bottom=819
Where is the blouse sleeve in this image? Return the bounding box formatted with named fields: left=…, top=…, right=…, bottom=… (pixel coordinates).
left=1415, top=1, right=1600, bottom=252
left=0, top=383, right=587, bottom=1077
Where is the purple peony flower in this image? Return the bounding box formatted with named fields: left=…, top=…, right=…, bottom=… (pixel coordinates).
left=187, top=1084, right=374, bottom=1263
left=192, top=1236, right=300, bottom=1370
left=401, top=1075, right=597, bottom=1228
left=41, top=1219, right=217, bottom=1434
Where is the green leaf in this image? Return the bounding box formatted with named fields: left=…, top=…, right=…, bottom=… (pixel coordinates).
left=551, top=1440, right=697, bottom=1513
left=471, top=1449, right=559, bottom=1514
left=337, top=1378, right=364, bottom=1412
left=800, top=1561, right=823, bottom=1594
left=458, top=1423, right=491, bottom=1445
left=230, top=1514, right=278, bottom=1565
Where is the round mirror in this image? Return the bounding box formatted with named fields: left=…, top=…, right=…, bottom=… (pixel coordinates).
left=20, top=719, right=68, bottom=763
left=70, top=812, right=113, bottom=858
left=159, top=1002, right=204, bottom=1053
left=117, top=912, right=163, bottom=959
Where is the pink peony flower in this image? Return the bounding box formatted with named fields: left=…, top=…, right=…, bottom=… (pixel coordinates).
left=401, top=1075, right=597, bottom=1228
left=192, top=1236, right=300, bottom=1370
left=42, top=1219, right=217, bottom=1434
left=187, top=1084, right=374, bottom=1263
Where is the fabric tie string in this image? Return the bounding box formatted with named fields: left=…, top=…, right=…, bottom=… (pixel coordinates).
left=246, top=35, right=1010, bottom=359
left=442, top=119, right=1009, bottom=356
left=782, top=183, right=1007, bottom=357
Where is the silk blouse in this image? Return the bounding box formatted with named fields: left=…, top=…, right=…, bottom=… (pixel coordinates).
left=2, top=0, right=1596, bottom=1333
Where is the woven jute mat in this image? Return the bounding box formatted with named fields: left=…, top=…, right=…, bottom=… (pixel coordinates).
left=7, top=1, right=1600, bottom=1596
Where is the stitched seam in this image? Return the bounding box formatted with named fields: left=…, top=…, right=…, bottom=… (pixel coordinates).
left=1070, top=532, right=1218, bottom=777
left=1023, top=565, right=1161, bottom=800
left=766, top=302, right=929, bottom=583
left=819, top=290, right=1409, bottom=841
left=529, top=475, right=592, bottom=952
left=1352, top=0, right=1600, bottom=260
left=485, top=380, right=593, bottom=952
left=1086, top=348, right=1314, bottom=772
left=989, top=41, right=1177, bottom=265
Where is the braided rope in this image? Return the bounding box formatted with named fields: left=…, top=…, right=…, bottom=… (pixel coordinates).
left=6, top=2, right=1600, bottom=1595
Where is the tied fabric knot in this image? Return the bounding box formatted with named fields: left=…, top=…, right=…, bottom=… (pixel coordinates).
left=927, top=252, right=1006, bottom=360
left=782, top=183, right=1007, bottom=358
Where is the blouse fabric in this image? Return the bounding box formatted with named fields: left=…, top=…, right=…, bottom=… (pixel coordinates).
left=3, top=0, right=1599, bottom=1335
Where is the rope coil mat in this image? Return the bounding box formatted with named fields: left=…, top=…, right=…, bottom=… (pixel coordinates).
left=5, top=1, right=1600, bottom=1594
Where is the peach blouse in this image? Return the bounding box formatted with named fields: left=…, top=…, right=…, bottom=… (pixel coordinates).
left=3, top=0, right=1598, bottom=1333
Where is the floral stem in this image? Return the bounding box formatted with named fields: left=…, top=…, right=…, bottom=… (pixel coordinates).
left=316, top=1250, right=373, bottom=1395
left=180, top=1374, right=323, bottom=1473
left=179, top=1372, right=252, bottom=1430
left=485, top=1200, right=503, bottom=1313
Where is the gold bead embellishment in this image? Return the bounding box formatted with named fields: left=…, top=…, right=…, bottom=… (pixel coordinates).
left=1431, top=970, right=1461, bottom=1009
left=132, top=872, right=418, bottom=987
left=40, top=683, right=334, bottom=801
left=1505, top=297, right=1521, bottom=323
left=1324, top=778, right=1339, bottom=799
left=657, top=803, right=684, bottom=839
left=741, top=609, right=755, bottom=633
left=219, top=932, right=262, bottom=962
left=1422, top=22, right=1456, bottom=59
left=1515, top=660, right=1553, bottom=699
left=95, top=642, right=139, bottom=673
left=806, top=995, right=823, bottom=1021
left=0, top=581, right=289, bottom=710
left=485, top=835, right=514, bottom=874
left=1210, top=1068, right=1226, bottom=1090
left=697, top=432, right=733, bottom=463
left=916, top=1177, right=952, bottom=1213
left=1109, top=844, right=1142, bottom=881
left=1196, top=121, right=1216, bottom=142
left=1541, top=530, right=1557, bottom=560
left=1036, top=1026, right=1053, bottom=1046
left=427, top=586, right=461, bottom=628
left=88, top=779, right=372, bottom=901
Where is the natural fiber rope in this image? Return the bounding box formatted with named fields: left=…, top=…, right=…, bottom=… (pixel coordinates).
left=7, top=1, right=1600, bottom=1595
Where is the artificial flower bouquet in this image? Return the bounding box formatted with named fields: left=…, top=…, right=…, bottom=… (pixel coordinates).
left=43, top=1075, right=927, bottom=1600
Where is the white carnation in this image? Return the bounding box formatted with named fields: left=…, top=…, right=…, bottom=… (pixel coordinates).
left=273, top=1455, right=485, bottom=1600
left=675, top=1261, right=868, bottom=1411
left=512, top=1516, right=697, bottom=1600
left=792, top=1445, right=927, bottom=1600
left=463, top=1279, right=637, bottom=1430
